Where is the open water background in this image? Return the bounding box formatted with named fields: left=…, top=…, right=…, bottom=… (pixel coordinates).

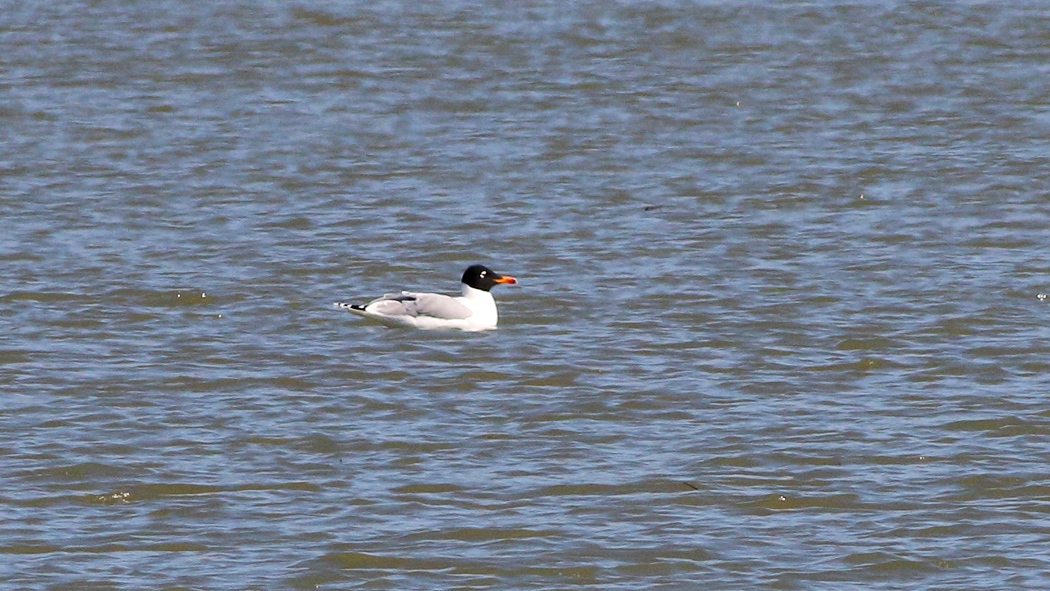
left=3, top=1, right=1050, bottom=589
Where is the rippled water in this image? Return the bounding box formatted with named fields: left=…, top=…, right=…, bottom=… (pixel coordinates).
left=4, top=1, right=1050, bottom=589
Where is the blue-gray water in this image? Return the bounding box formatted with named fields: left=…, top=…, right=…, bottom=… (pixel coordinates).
left=3, top=1, right=1050, bottom=589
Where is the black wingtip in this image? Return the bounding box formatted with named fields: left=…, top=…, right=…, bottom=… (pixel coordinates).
left=334, top=302, right=367, bottom=311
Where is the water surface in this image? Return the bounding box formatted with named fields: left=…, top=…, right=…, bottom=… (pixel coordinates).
left=3, top=1, right=1050, bottom=589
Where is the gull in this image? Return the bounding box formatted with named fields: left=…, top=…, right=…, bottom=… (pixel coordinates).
left=334, top=265, right=517, bottom=331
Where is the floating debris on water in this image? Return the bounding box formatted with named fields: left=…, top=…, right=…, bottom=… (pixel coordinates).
left=98, top=491, right=131, bottom=503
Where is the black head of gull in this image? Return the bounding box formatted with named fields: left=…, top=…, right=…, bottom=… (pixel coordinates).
left=461, top=265, right=517, bottom=292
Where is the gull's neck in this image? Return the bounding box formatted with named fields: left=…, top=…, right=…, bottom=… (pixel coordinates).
left=461, top=284, right=494, bottom=301
left=460, top=283, right=498, bottom=327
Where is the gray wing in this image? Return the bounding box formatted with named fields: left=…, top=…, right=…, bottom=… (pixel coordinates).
left=366, top=291, right=472, bottom=319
